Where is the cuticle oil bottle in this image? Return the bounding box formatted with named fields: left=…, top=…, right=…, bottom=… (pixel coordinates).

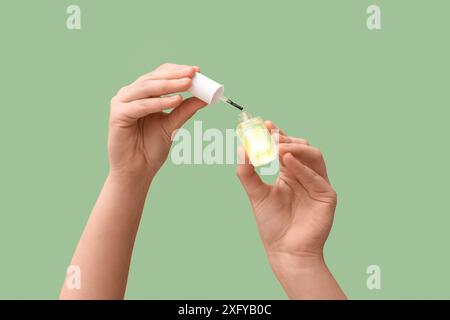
left=236, top=111, right=278, bottom=167
left=186, top=72, right=277, bottom=167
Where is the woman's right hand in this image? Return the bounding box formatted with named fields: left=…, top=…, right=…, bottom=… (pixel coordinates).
left=108, top=63, right=207, bottom=180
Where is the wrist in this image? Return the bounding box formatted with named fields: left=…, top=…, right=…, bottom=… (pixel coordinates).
left=107, top=170, right=154, bottom=190
left=266, top=251, right=345, bottom=300
left=267, top=251, right=326, bottom=277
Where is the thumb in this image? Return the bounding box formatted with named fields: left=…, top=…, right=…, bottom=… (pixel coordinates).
left=164, top=97, right=207, bottom=134
left=236, top=146, right=269, bottom=207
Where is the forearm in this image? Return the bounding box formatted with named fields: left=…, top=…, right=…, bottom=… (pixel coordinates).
left=268, top=252, right=346, bottom=300
left=60, top=173, right=152, bottom=299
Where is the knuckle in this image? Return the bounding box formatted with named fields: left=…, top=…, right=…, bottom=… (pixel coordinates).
left=110, top=96, right=118, bottom=105
left=311, top=147, right=323, bottom=159
left=139, top=80, right=149, bottom=89
left=109, top=109, right=123, bottom=125
left=137, top=74, right=149, bottom=82
left=116, top=86, right=127, bottom=96
left=133, top=100, right=144, bottom=108
left=329, top=189, right=338, bottom=205
left=160, top=62, right=173, bottom=69
left=161, top=80, right=172, bottom=91
left=181, top=78, right=192, bottom=88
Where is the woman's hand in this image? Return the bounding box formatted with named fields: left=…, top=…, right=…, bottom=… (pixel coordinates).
left=236, top=121, right=345, bottom=299
left=61, top=63, right=207, bottom=299
left=108, top=63, right=207, bottom=180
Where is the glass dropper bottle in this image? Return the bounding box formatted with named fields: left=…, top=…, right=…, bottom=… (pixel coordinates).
left=236, top=111, right=278, bottom=167
left=187, top=73, right=277, bottom=166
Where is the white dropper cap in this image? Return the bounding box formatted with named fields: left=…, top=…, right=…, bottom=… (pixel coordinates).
left=188, top=72, right=224, bottom=104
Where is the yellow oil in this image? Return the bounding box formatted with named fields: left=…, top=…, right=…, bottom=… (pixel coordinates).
left=236, top=112, right=277, bottom=167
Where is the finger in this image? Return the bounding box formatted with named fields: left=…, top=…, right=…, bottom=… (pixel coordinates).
left=164, top=97, right=207, bottom=133
left=139, top=65, right=198, bottom=81
left=272, top=133, right=309, bottom=146
left=278, top=143, right=329, bottom=181
left=156, top=62, right=196, bottom=71
left=121, top=95, right=183, bottom=119
left=154, top=63, right=200, bottom=75
left=116, top=78, right=192, bottom=102
left=277, top=134, right=309, bottom=145
left=264, top=120, right=287, bottom=136
left=236, top=146, right=269, bottom=207
left=283, top=153, right=335, bottom=202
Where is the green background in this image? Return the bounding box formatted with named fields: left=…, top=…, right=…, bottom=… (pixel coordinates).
left=0, top=0, right=449, bottom=299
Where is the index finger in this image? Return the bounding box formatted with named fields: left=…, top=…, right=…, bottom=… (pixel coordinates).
left=139, top=63, right=200, bottom=81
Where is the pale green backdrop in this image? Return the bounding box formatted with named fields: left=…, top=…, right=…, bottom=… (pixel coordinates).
left=0, top=0, right=449, bottom=299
